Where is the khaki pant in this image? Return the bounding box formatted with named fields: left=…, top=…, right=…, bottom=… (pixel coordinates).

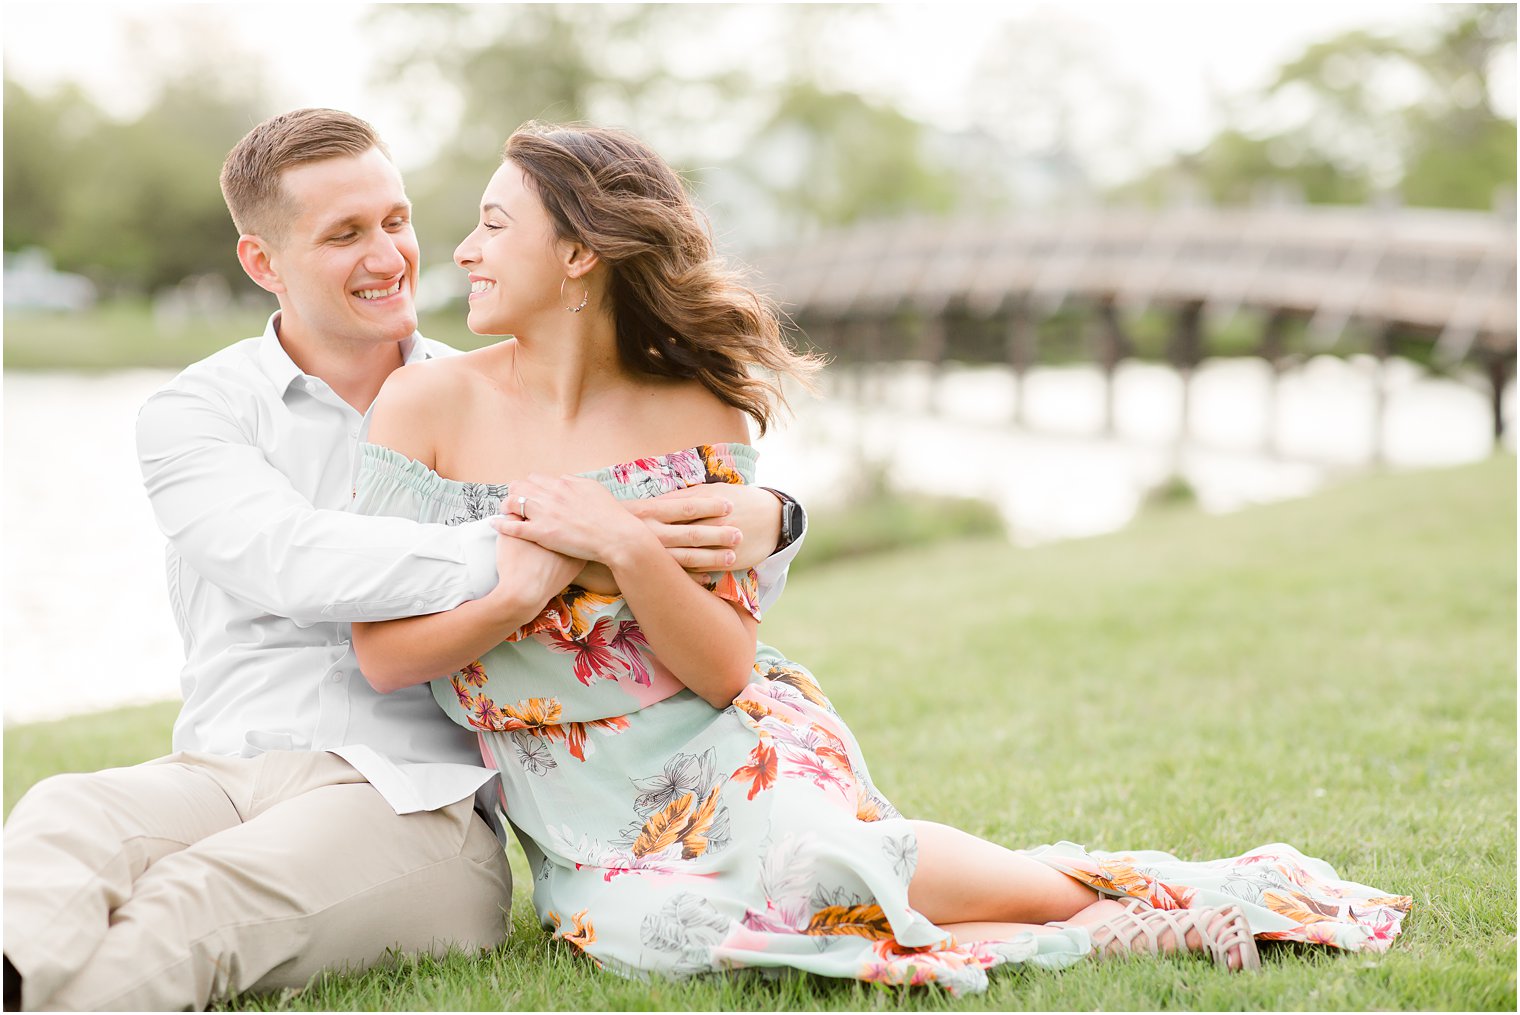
left=3, top=750, right=511, bottom=1011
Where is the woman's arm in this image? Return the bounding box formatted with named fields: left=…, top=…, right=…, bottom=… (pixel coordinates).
left=351, top=363, right=583, bottom=692
left=352, top=534, right=581, bottom=692
left=495, top=473, right=759, bottom=709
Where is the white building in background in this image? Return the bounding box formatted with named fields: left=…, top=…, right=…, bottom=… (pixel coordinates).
left=3, top=247, right=97, bottom=312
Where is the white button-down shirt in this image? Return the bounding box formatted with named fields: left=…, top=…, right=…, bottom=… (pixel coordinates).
left=135, top=313, right=802, bottom=814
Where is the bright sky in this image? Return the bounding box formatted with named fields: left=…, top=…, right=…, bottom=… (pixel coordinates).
left=0, top=1, right=1486, bottom=181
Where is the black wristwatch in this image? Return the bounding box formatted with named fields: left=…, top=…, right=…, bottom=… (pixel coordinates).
left=759, top=487, right=804, bottom=553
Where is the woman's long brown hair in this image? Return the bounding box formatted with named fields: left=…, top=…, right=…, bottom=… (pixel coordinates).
left=504, top=122, right=821, bottom=435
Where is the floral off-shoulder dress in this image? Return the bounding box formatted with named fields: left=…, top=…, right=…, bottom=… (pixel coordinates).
left=355, top=441, right=1409, bottom=994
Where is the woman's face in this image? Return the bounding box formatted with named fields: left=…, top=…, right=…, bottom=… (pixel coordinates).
left=453, top=160, right=567, bottom=336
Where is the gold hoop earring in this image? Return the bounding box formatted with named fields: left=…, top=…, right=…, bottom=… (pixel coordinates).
left=560, top=276, right=589, bottom=313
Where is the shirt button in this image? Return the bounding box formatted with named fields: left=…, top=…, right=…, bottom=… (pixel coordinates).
left=413, top=599, right=424, bottom=608
left=330, top=672, right=343, bottom=683
left=349, top=427, right=359, bottom=438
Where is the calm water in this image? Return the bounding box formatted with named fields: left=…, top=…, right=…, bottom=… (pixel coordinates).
left=3, top=358, right=1509, bottom=723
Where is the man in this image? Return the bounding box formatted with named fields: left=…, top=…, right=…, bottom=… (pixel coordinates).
left=2, top=109, right=805, bottom=1011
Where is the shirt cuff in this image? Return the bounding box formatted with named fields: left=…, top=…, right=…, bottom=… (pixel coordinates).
left=459, top=517, right=500, bottom=601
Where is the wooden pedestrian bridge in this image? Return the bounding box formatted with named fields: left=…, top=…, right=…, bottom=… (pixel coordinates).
left=750, top=204, right=1516, bottom=448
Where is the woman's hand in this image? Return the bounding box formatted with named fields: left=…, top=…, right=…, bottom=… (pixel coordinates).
left=490, top=474, right=660, bottom=567
left=483, top=528, right=584, bottom=617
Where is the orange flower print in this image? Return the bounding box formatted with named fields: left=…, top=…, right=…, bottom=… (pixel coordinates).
left=457, top=660, right=488, bottom=688
left=732, top=697, right=774, bottom=725
left=1261, top=889, right=1340, bottom=924
left=550, top=908, right=597, bottom=953
left=476, top=696, right=630, bottom=761
left=557, top=715, right=633, bottom=763
left=1080, top=858, right=1151, bottom=899
left=699, top=444, right=744, bottom=486
left=704, top=569, right=761, bottom=620
left=500, top=697, right=564, bottom=728
left=509, top=597, right=573, bottom=643
left=732, top=742, right=778, bottom=800
left=1150, top=881, right=1196, bottom=910
left=765, top=665, right=833, bottom=709
left=855, top=785, right=882, bottom=822
left=803, top=903, right=893, bottom=940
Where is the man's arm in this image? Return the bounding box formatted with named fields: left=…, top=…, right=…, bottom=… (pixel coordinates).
left=136, top=383, right=499, bottom=626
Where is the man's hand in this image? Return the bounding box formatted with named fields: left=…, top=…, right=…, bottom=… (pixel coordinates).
left=628, top=484, right=782, bottom=571
left=489, top=482, right=786, bottom=597
left=623, top=489, right=742, bottom=571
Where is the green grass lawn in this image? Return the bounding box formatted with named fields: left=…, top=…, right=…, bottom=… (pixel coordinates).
left=5, top=457, right=1515, bottom=1010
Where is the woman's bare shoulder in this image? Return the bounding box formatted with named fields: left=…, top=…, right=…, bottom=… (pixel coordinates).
left=369, top=344, right=511, bottom=460
left=376, top=344, right=508, bottom=412
left=639, top=376, right=752, bottom=447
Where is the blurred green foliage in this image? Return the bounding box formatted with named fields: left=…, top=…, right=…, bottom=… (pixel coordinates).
left=2, top=2, right=1513, bottom=325
left=5, top=56, right=265, bottom=294
left=1120, top=4, right=1516, bottom=209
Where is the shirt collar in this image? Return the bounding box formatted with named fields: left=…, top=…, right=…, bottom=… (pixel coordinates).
left=257, top=311, right=433, bottom=394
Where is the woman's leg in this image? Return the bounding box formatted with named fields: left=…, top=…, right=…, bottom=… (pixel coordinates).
left=907, top=820, right=1099, bottom=924
left=935, top=898, right=1132, bottom=944
left=907, top=821, right=1253, bottom=969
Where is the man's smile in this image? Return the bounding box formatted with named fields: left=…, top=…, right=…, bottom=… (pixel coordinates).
left=353, top=277, right=405, bottom=301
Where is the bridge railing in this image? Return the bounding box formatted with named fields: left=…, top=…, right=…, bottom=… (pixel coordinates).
left=747, top=205, right=1517, bottom=450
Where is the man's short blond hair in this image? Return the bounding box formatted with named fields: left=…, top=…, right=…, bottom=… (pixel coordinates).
left=219, top=108, right=390, bottom=240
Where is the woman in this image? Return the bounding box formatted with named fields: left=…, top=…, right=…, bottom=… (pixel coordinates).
left=350, top=124, right=1409, bottom=992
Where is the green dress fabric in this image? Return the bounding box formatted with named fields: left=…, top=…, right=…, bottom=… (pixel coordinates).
left=355, top=441, right=1409, bottom=993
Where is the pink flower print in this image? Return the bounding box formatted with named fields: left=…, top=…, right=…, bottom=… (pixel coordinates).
left=612, top=458, right=668, bottom=485
left=663, top=448, right=707, bottom=487
left=742, top=904, right=801, bottom=935
left=785, top=751, right=850, bottom=794
left=543, top=616, right=631, bottom=686
left=608, top=621, right=654, bottom=686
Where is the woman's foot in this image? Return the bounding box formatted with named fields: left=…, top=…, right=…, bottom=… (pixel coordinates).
left=1060, top=897, right=1260, bottom=971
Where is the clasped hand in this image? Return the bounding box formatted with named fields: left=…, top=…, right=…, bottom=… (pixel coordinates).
left=488, top=474, right=744, bottom=575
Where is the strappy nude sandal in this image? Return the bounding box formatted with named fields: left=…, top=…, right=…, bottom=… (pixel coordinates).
left=1062, top=897, right=1261, bottom=971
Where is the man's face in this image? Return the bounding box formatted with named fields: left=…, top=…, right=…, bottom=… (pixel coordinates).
left=265, top=148, right=420, bottom=351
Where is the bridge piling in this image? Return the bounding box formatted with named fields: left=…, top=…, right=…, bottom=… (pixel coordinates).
left=1370, top=322, right=1397, bottom=467
left=921, top=316, right=948, bottom=415
left=1005, top=304, right=1037, bottom=427
left=1486, top=346, right=1515, bottom=448
left=1093, top=298, right=1133, bottom=437
left=1168, top=302, right=1206, bottom=447
left=1258, top=309, right=1292, bottom=458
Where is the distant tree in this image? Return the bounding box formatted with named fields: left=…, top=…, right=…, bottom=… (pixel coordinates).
left=367, top=4, right=749, bottom=264
left=733, top=82, right=964, bottom=237
left=1119, top=3, right=1516, bottom=209
left=363, top=3, right=991, bottom=259
left=1399, top=3, right=1516, bottom=208
left=3, top=79, right=103, bottom=254
left=5, top=9, right=274, bottom=294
